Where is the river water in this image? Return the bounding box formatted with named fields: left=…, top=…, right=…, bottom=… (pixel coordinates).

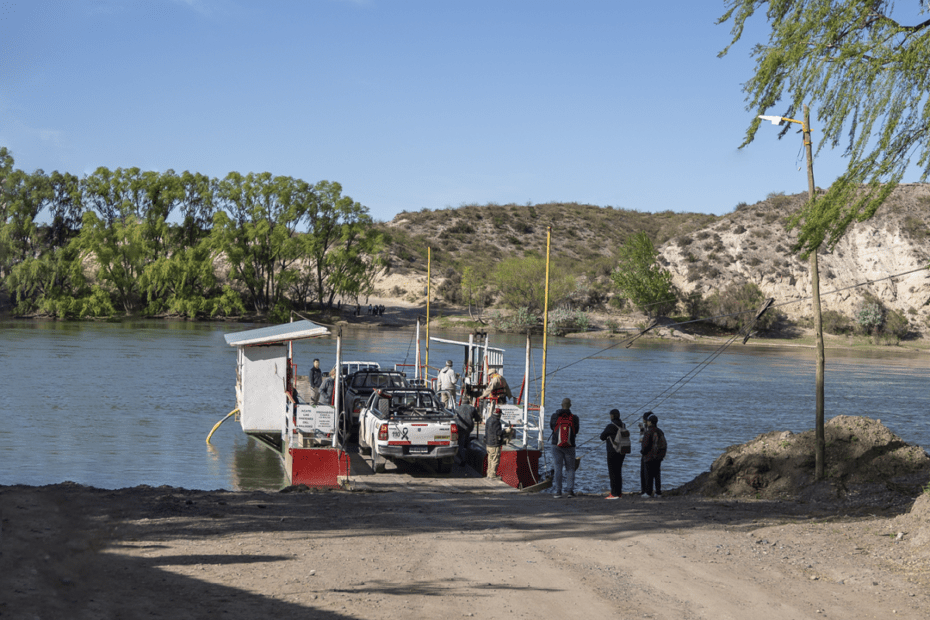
left=1, top=320, right=928, bottom=494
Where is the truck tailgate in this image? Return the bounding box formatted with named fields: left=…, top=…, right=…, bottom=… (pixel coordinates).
left=388, top=421, right=452, bottom=453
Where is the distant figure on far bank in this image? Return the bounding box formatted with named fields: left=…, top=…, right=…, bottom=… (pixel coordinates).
left=599, top=409, right=631, bottom=499
left=550, top=398, right=579, bottom=498
left=640, top=414, right=667, bottom=498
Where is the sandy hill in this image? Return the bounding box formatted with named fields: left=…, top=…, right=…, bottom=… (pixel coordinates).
left=372, top=186, right=930, bottom=330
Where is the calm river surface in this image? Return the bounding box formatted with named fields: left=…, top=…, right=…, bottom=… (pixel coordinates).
left=1, top=320, right=928, bottom=494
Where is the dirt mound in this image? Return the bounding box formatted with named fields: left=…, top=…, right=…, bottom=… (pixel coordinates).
left=675, top=415, right=930, bottom=510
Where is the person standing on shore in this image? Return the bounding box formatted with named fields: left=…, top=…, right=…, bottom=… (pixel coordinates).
left=550, top=398, right=580, bottom=498
left=641, top=414, right=667, bottom=497
left=599, top=409, right=630, bottom=499
left=485, top=407, right=505, bottom=480
left=454, top=404, right=482, bottom=465
left=638, top=411, right=652, bottom=495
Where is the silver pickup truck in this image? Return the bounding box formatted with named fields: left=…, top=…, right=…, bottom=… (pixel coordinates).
left=357, top=387, right=458, bottom=473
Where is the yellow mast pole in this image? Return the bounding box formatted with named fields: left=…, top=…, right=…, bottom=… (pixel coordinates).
left=426, top=247, right=431, bottom=377
left=541, top=227, right=551, bottom=414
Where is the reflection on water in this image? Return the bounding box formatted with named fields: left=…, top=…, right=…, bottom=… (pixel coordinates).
left=1, top=320, right=927, bottom=493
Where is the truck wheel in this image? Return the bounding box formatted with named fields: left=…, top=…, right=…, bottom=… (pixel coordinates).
left=358, top=433, right=371, bottom=455
left=437, top=458, right=452, bottom=474
left=372, top=450, right=387, bottom=474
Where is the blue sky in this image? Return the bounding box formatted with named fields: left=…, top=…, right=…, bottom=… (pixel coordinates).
left=0, top=0, right=906, bottom=223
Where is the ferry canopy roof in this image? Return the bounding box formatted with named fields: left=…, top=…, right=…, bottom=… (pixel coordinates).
left=224, top=320, right=330, bottom=347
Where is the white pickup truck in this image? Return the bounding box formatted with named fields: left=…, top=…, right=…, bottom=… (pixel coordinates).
left=357, top=387, right=458, bottom=474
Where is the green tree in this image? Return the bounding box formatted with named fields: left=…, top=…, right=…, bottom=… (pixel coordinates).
left=75, top=211, right=148, bottom=314
left=460, top=265, right=487, bottom=320
left=6, top=244, right=89, bottom=317
left=212, top=172, right=311, bottom=313
left=611, top=232, right=676, bottom=317
left=719, top=0, right=930, bottom=254
left=491, top=255, right=575, bottom=314
left=47, top=171, right=84, bottom=249
left=1, top=169, right=51, bottom=296
left=299, top=180, right=382, bottom=309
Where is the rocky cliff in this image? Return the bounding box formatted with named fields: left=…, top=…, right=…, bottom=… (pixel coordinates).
left=659, top=185, right=930, bottom=327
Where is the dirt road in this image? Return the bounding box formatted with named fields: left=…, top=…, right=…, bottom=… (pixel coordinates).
left=2, top=482, right=928, bottom=620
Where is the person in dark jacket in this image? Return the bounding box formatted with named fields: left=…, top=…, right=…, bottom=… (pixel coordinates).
left=599, top=409, right=628, bottom=499
left=549, top=398, right=580, bottom=498
left=637, top=411, right=652, bottom=495
left=309, top=359, right=323, bottom=405
left=484, top=408, right=505, bottom=480
left=640, top=414, right=665, bottom=497
left=454, top=404, right=482, bottom=464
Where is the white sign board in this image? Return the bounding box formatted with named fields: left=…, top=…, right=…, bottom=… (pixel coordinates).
left=295, top=404, right=336, bottom=435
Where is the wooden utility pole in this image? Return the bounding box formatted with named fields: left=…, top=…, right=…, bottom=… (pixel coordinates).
left=803, top=105, right=826, bottom=480
left=759, top=106, right=826, bottom=480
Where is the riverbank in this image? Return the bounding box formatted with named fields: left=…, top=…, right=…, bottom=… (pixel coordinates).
left=2, top=481, right=929, bottom=620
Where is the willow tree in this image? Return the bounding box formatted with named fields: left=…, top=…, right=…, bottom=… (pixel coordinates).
left=719, top=0, right=930, bottom=253
left=719, top=1, right=930, bottom=480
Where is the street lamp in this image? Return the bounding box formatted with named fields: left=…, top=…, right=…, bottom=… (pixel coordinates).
left=758, top=105, right=826, bottom=481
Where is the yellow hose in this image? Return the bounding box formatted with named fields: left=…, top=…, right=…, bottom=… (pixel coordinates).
left=206, top=409, right=238, bottom=444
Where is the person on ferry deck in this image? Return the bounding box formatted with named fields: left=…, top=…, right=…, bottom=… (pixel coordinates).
left=309, top=359, right=323, bottom=405
left=437, top=360, right=459, bottom=406
left=480, top=369, right=513, bottom=404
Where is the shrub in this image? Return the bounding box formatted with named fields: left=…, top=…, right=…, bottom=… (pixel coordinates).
left=821, top=309, right=853, bottom=335
left=490, top=307, right=539, bottom=333
left=856, top=300, right=884, bottom=335
left=902, top=215, right=928, bottom=240
left=704, top=281, right=781, bottom=332
left=547, top=306, right=589, bottom=336
left=884, top=308, right=910, bottom=339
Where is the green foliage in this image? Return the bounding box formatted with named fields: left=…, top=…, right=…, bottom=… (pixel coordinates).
left=75, top=212, right=148, bottom=314
left=0, top=148, right=379, bottom=320
left=79, top=285, right=117, bottom=318
left=491, top=255, right=575, bottom=313
left=490, top=307, right=540, bottom=333
left=821, top=309, right=853, bottom=335
left=209, top=285, right=247, bottom=318
left=720, top=1, right=930, bottom=255
left=611, top=232, right=676, bottom=317
left=856, top=300, right=884, bottom=334
left=703, top=281, right=780, bottom=332
left=901, top=215, right=928, bottom=240
left=547, top=306, right=589, bottom=336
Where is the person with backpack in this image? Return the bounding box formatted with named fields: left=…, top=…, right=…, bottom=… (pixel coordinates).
left=640, top=414, right=667, bottom=497
left=549, top=398, right=580, bottom=498
left=599, top=409, right=631, bottom=499
left=637, top=411, right=652, bottom=495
